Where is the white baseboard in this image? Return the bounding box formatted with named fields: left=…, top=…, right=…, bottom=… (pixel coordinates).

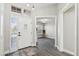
left=4, top=50, right=10, bottom=55
left=56, top=45, right=63, bottom=52
left=56, top=46, right=60, bottom=50
left=63, top=49, right=75, bottom=55
left=56, top=46, right=75, bottom=55
left=31, top=42, right=36, bottom=46
left=4, top=43, right=36, bottom=55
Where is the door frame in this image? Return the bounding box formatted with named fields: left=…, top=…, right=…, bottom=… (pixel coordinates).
left=35, top=16, right=57, bottom=48
left=61, top=3, right=77, bottom=56
left=0, top=4, right=5, bottom=55
left=0, top=14, right=4, bottom=55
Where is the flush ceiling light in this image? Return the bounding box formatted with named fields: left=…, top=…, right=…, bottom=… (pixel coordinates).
left=26, top=4, right=30, bottom=7
left=41, top=19, right=48, bottom=23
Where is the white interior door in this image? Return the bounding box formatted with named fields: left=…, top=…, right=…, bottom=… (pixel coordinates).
left=17, top=15, right=32, bottom=49
left=63, top=6, right=75, bottom=55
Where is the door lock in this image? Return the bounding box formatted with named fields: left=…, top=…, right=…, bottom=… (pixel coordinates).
left=18, top=32, right=21, bottom=36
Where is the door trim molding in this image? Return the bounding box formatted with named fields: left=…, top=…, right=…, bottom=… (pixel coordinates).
left=35, top=16, right=57, bottom=47
left=75, top=4, right=78, bottom=56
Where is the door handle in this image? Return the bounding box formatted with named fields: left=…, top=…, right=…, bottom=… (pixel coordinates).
left=18, top=32, right=22, bottom=36
left=18, top=34, right=21, bottom=36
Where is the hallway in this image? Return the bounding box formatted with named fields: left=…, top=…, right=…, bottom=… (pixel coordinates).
left=5, top=38, right=72, bottom=56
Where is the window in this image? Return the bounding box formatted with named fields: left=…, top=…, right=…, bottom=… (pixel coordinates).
left=11, top=6, right=21, bottom=13
left=23, top=9, right=31, bottom=14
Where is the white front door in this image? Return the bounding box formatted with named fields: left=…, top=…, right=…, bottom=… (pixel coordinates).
left=17, top=15, right=32, bottom=49
left=10, top=13, right=33, bottom=51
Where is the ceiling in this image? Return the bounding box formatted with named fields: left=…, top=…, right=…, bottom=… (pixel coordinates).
left=37, top=17, right=55, bottom=25
left=26, top=3, right=57, bottom=8
left=33, top=3, right=57, bottom=8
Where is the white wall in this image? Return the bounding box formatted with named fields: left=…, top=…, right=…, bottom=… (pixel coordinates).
left=3, top=4, right=11, bottom=54
left=57, top=3, right=66, bottom=51
left=33, top=4, right=57, bottom=16
left=0, top=4, right=4, bottom=55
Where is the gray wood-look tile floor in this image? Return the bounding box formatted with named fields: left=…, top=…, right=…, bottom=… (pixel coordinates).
left=5, top=38, right=73, bottom=56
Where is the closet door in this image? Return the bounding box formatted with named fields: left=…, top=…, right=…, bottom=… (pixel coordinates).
left=63, top=6, right=75, bottom=55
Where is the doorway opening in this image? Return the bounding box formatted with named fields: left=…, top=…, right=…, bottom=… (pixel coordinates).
left=35, top=16, right=57, bottom=50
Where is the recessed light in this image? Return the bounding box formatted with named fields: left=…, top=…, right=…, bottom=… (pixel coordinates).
left=26, top=4, right=30, bottom=7
left=41, top=19, right=48, bottom=23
